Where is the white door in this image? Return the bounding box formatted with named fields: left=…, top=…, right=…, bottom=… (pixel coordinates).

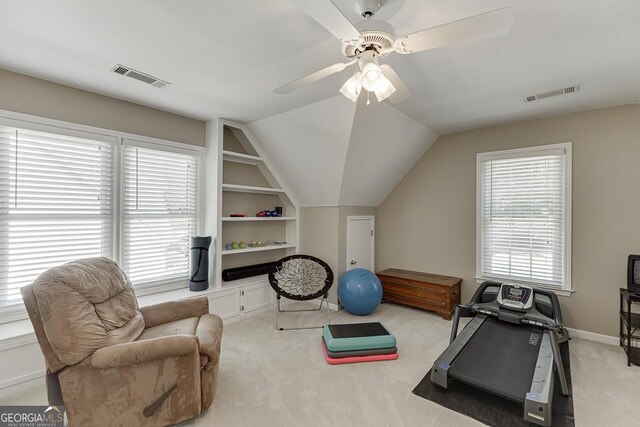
left=346, top=216, right=375, bottom=272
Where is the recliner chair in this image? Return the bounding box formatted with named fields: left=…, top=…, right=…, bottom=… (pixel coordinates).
left=21, top=257, right=223, bottom=426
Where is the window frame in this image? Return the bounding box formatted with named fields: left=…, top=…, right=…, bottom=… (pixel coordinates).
left=0, top=109, right=205, bottom=322
left=475, top=142, right=573, bottom=296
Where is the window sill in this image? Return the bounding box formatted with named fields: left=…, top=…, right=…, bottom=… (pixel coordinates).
left=0, top=286, right=220, bottom=352
left=474, top=277, right=574, bottom=297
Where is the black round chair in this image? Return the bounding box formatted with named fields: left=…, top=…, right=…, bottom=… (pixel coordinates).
left=268, top=254, right=334, bottom=330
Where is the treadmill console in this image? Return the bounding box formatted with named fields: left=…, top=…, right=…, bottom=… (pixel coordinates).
left=497, top=283, right=533, bottom=311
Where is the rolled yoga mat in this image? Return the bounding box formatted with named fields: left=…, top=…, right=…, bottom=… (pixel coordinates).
left=222, top=262, right=275, bottom=282
left=189, top=236, right=211, bottom=291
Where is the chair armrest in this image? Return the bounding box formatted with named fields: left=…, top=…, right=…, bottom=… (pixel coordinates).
left=90, top=335, right=199, bottom=369
left=140, top=297, right=209, bottom=328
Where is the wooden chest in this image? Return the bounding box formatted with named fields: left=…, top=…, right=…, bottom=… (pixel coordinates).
left=376, top=268, right=462, bottom=320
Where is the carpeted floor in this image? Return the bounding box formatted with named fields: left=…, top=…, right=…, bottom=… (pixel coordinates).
left=3, top=302, right=639, bottom=426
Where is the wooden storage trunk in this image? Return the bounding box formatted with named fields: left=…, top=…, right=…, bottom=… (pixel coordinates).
left=376, top=268, right=462, bottom=320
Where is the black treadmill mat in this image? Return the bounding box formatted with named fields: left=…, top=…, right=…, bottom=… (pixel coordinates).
left=412, top=340, right=574, bottom=427
left=327, top=322, right=390, bottom=338
left=449, top=317, right=542, bottom=403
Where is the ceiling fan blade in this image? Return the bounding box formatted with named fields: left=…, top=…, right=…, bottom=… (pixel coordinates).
left=394, top=7, right=514, bottom=54
left=380, top=64, right=411, bottom=104
left=291, top=0, right=362, bottom=44
left=274, top=60, right=356, bottom=94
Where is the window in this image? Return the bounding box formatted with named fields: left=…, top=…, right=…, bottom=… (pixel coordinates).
left=477, top=143, right=572, bottom=292
left=0, top=119, right=202, bottom=317
left=0, top=127, right=114, bottom=308
left=122, top=141, right=199, bottom=290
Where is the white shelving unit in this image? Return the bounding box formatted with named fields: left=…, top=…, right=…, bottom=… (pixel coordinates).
left=222, top=216, right=296, bottom=222
left=221, top=243, right=296, bottom=255
left=203, top=119, right=298, bottom=319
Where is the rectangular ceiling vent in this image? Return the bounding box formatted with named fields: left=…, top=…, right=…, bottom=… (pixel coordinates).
left=110, top=64, right=170, bottom=89
left=524, top=85, right=580, bottom=103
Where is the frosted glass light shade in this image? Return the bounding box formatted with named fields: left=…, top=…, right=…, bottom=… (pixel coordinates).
left=373, top=74, right=396, bottom=102
left=339, top=72, right=362, bottom=102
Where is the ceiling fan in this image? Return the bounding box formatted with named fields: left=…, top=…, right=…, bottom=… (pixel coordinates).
left=274, top=0, right=514, bottom=104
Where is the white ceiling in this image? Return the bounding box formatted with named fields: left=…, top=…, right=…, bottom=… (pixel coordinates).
left=2, top=0, right=639, bottom=206
left=249, top=94, right=437, bottom=206
left=1, top=0, right=639, bottom=135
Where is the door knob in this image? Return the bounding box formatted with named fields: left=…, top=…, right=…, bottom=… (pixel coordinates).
left=350, top=260, right=356, bottom=265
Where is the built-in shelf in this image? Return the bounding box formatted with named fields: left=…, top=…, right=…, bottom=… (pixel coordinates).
left=221, top=243, right=296, bottom=255
left=222, top=216, right=296, bottom=222
left=221, top=274, right=269, bottom=288
left=222, top=183, right=286, bottom=195
left=222, top=150, right=262, bottom=165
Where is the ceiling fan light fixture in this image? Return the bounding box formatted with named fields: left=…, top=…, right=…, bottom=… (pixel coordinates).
left=373, top=74, right=396, bottom=102
left=361, top=61, right=383, bottom=91
left=339, top=72, right=362, bottom=102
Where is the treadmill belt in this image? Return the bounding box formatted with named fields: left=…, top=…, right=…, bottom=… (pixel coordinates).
left=449, top=317, right=543, bottom=403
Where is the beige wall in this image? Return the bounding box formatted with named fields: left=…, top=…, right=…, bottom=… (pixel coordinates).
left=0, top=69, right=205, bottom=145
left=378, top=104, right=640, bottom=337
left=299, top=207, right=340, bottom=304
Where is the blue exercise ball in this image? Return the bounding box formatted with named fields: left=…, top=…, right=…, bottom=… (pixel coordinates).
left=337, top=268, right=383, bottom=315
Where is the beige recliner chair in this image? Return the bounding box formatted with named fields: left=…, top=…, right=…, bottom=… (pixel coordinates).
left=21, top=257, right=223, bottom=426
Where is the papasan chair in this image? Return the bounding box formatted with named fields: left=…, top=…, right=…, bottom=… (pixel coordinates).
left=268, top=254, right=334, bottom=331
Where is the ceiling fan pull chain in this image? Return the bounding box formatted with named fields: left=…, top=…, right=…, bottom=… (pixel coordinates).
left=366, top=91, right=371, bottom=106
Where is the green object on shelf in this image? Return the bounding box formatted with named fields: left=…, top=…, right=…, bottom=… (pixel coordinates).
left=232, top=242, right=239, bottom=249
left=239, top=241, right=247, bottom=249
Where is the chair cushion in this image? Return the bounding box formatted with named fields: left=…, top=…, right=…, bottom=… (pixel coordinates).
left=138, top=318, right=199, bottom=340
left=32, top=258, right=144, bottom=366
left=138, top=315, right=222, bottom=368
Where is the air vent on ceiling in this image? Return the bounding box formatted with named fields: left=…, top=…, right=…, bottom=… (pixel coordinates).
left=110, top=64, right=170, bottom=89
left=524, top=85, right=580, bottom=103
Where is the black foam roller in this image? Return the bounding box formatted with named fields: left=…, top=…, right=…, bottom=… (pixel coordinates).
left=222, top=262, right=275, bottom=282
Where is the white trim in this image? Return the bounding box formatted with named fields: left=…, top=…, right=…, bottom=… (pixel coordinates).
left=122, top=137, right=203, bottom=155
left=346, top=215, right=376, bottom=272
left=0, top=370, right=46, bottom=401
left=0, top=109, right=204, bottom=152
left=476, top=142, right=573, bottom=293
left=0, top=332, right=38, bottom=352
left=566, top=327, right=618, bottom=346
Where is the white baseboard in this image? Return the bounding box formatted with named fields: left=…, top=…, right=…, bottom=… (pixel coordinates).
left=566, top=327, right=618, bottom=346
left=0, top=370, right=44, bottom=401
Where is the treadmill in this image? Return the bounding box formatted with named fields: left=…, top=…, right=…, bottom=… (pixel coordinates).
left=430, top=281, right=569, bottom=426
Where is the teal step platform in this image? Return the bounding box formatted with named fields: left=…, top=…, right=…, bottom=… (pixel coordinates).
left=322, top=322, right=396, bottom=352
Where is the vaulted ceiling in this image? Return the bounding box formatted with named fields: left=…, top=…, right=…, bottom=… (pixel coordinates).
left=1, top=0, right=639, bottom=205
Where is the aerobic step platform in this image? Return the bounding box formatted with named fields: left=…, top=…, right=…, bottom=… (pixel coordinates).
left=321, top=337, right=397, bottom=358
left=322, top=322, right=396, bottom=352
left=321, top=339, right=398, bottom=365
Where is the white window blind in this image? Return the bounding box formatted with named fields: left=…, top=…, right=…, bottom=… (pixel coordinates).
left=122, top=143, right=199, bottom=289
left=0, top=127, right=113, bottom=307
left=478, top=144, right=571, bottom=290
